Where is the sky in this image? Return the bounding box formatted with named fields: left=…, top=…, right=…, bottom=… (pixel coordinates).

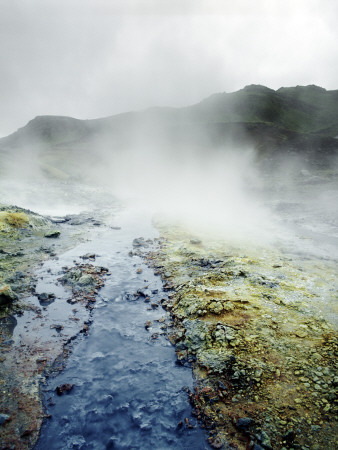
left=0, top=0, right=337, bottom=137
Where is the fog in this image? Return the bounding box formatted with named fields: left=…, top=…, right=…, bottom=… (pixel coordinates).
left=0, top=0, right=337, bottom=253
left=1, top=0, right=338, bottom=136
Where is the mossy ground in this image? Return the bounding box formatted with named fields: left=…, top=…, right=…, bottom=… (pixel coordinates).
left=145, top=222, right=337, bottom=449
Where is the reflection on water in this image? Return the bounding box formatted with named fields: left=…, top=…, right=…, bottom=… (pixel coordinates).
left=0, top=315, right=17, bottom=340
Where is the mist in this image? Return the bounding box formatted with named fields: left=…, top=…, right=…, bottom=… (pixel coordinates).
left=0, top=0, right=337, bottom=252
left=1, top=0, right=338, bottom=136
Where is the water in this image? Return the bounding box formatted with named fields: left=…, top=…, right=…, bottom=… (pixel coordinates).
left=35, top=206, right=209, bottom=450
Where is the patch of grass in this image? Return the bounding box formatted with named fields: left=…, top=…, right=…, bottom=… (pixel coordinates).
left=0, top=211, right=29, bottom=230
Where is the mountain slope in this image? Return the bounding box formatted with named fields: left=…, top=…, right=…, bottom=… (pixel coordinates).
left=0, top=84, right=337, bottom=174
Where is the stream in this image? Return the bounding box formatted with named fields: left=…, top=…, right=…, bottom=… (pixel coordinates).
left=31, top=205, right=209, bottom=449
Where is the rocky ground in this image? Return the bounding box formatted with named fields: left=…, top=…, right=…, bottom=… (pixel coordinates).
left=0, top=206, right=109, bottom=449
left=140, top=223, right=338, bottom=450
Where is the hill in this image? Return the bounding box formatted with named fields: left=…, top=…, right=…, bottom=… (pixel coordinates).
left=1, top=84, right=337, bottom=178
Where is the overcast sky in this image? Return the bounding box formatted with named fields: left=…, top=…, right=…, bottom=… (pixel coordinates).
left=0, top=0, right=337, bottom=136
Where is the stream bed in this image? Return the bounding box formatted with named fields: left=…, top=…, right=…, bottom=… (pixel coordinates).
left=33, top=206, right=209, bottom=449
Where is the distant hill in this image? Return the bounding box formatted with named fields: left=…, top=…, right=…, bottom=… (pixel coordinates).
left=1, top=84, right=337, bottom=178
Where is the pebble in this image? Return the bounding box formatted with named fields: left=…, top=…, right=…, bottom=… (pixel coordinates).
left=295, top=330, right=307, bottom=338
left=0, top=413, right=10, bottom=425
left=145, top=321, right=152, bottom=330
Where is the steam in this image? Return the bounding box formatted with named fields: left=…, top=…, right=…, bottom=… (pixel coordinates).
left=71, top=135, right=276, bottom=244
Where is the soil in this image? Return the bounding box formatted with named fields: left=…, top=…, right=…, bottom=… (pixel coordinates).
left=141, top=222, right=338, bottom=450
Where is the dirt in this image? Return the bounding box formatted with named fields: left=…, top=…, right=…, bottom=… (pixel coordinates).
left=141, top=222, right=338, bottom=450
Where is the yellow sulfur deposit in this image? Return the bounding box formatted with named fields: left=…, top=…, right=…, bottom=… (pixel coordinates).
left=0, top=211, right=29, bottom=230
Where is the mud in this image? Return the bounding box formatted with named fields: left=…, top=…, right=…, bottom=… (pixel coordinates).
left=143, top=223, right=338, bottom=450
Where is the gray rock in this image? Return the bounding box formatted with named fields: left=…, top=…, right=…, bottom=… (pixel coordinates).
left=78, top=275, right=95, bottom=286
left=190, top=239, right=202, bottom=245
left=237, top=417, right=254, bottom=430
left=44, top=230, right=61, bottom=238
left=133, top=237, right=146, bottom=247
left=183, top=319, right=210, bottom=350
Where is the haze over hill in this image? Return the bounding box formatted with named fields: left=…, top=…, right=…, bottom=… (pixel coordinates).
left=1, top=83, right=337, bottom=245
left=1, top=84, right=338, bottom=159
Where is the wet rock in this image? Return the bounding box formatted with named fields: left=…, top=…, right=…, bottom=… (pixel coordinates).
left=50, top=324, right=64, bottom=332
left=80, top=253, right=96, bottom=261
left=145, top=321, right=152, bottom=330
left=133, top=237, right=147, bottom=248
left=136, top=289, right=146, bottom=298
left=44, top=230, right=61, bottom=238
left=37, top=292, right=56, bottom=304
left=5, top=271, right=25, bottom=283
left=0, top=413, right=11, bottom=425
left=56, top=383, right=74, bottom=395
left=210, top=439, right=223, bottom=449
left=0, top=285, right=17, bottom=306
left=78, top=274, right=95, bottom=286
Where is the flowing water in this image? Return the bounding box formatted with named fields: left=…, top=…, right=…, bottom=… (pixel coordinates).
left=32, top=205, right=209, bottom=450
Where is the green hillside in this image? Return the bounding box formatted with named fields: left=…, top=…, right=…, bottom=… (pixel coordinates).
left=1, top=84, right=337, bottom=170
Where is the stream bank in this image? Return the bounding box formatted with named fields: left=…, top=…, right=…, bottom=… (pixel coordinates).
left=0, top=201, right=117, bottom=448
left=144, top=220, right=337, bottom=449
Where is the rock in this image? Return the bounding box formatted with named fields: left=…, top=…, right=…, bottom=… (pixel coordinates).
left=0, top=413, right=11, bottom=425
left=237, top=417, right=254, bottom=430
left=0, top=285, right=17, bottom=306
left=56, top=383, right=74, bottom=395
left=283, top=429, right=295, bottom=443
left=209, top=302, right=223, bottom=314
left=190, top=239, right=202, bottom=245
left=145, top=321, right=152, bottom=330
left=295, top=330, right=307, bottom=338
left=311, top=352, right=323, bottom=361
left=210, top=439, right=223, bottom=449
left=183, top=319, right=209, bottom=350
left=44, top=230, right=61, bottom=238
left=133, top=237, right=146, bottom=248
left=78, top=275, right=95, bottom=286
left=258, top=431, right=272, bottom=449
left=218, top=381, right=227, bottom=390
left=37, top=292, right=56, bottom=304
left=80, top=253, right=96, bottom=261
left=50, top=324, right=64, bottom=332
